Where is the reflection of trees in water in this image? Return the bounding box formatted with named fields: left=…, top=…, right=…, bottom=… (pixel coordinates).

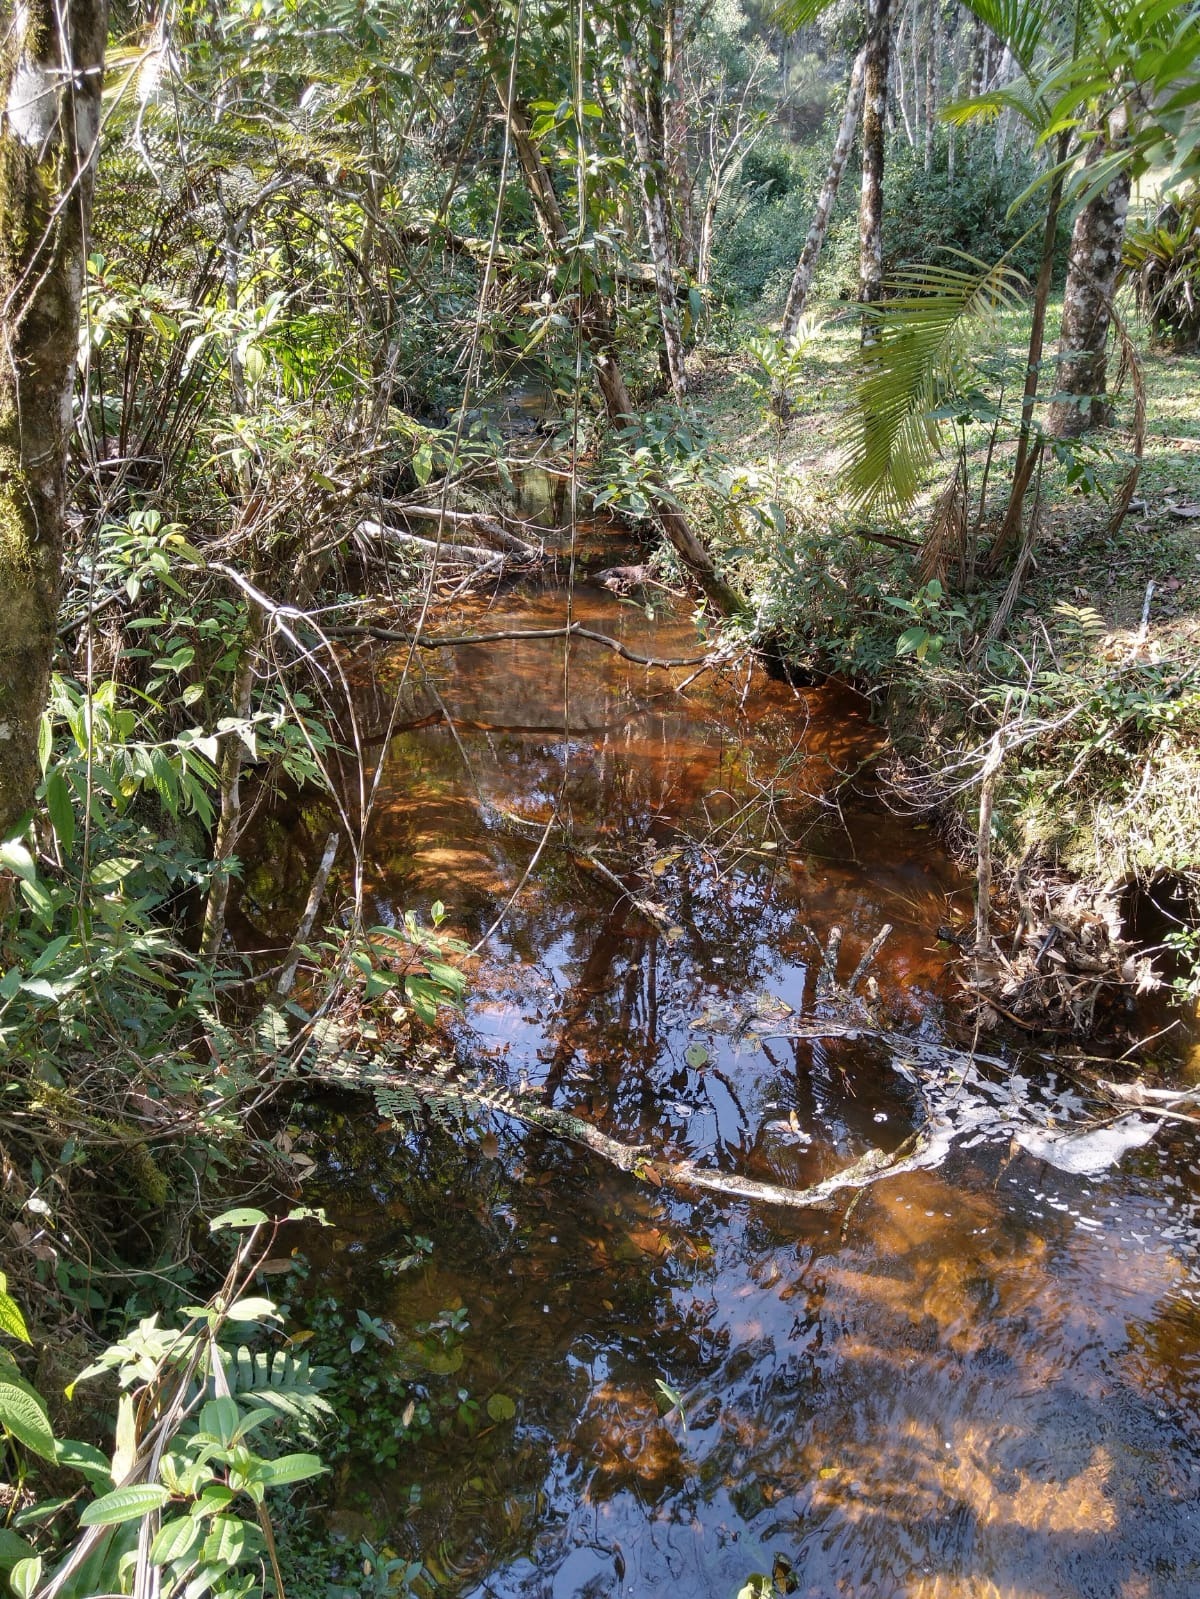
left=301, top=1109, right=1200, bottom=1599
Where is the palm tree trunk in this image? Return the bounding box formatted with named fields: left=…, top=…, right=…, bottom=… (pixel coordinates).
left=860, top=0, right=894, bottom=338
left=0, top=0, right=107, bottom=846
left=1048, top=117, right=1132, bottom=438
left=780, top=45, right=867, bottom=341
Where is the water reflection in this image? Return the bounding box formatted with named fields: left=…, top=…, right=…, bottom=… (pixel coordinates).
left=246, top=580, right=1200, bottom=1597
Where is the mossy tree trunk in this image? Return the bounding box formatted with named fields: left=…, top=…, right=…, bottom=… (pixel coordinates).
left=0, top=0, right=107, bottom=842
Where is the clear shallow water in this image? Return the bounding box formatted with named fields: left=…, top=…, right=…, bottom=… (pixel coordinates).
left=241, top=575, right=1200, bottom=1598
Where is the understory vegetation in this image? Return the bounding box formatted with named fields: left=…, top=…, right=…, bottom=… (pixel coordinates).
left=1, top=0, right=1199, bottom=1595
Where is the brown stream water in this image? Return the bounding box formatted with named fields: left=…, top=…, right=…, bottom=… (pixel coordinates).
left=240, top=567, right=1200, bottom=1599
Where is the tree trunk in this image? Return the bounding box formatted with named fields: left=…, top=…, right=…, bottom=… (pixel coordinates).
left=664, top=0, right=696, bottom=273
left=1047, top=118, right=1132, bottom=438
left=859, top=0, right=893, bottom=339
left=923, top=0, right=939, bottom=172
left=780, top=46, right=867, bottom=341
left=894, top=3, right=916, bottom=147
left=696, top=188, right=720, bottom=288
left=990, top=130, right=1071, bottom=562
left=992, top=46, right=1016, bottom=166
left=0, top=0, right=107, bottom=846
left=623, top=53, right=688, bottom=402
left=968, top=14, right=985, bottom=97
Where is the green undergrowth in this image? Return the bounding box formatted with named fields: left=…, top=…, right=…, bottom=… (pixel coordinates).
left=686, top=297, right=1200, bottom=1004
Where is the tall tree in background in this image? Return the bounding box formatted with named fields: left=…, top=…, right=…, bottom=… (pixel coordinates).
left=858, top=0, right=893, bottom=333
left=0, top=0, right=107, bottom=844
left=623, top=29, right=689, bottom=400
left=779, top=44, right=867, bottom=339
left=775, top=0, right=892, bottom=338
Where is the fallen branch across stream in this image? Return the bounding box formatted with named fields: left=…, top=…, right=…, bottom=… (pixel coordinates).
left=325, top=620, right=713, bottom=670
left=312, top=1058, right=938, bottom=1210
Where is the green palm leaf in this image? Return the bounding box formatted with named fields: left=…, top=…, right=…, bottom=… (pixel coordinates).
left=957, top=0, right=1049, bottom=77
left=840, top=257, right=1028, bottom=514
left=772, top=0, right=836, bottom=36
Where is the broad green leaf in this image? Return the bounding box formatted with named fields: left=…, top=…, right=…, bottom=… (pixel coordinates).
left=208, top=1207, right=268, bottom=1233
left=224, top=1297, right=281, bottom=1324
left=9, top=1556, right=41, bottom=1599
left=89, top=855, right=140, bottom=888
left=0, top=1530, right=33, bottom=1574
left=0, top=1291, right=30, bottom=1344
left=44, top=768, right=75, bottom=853
left=251, top=1452, right=324, bottom=1486
left=0, top=840, right=36, bottom=884
left=54, top=1437, right=113, bottom=1487
left=0, top=1380, right=56, bottom=1461
left=199, top=1396, right=240, bottom=1447
left=150, top=1516, right=201, bottom=1566
left=79, top=1482, right=171, bottom=1526
left=201, top=1515, right=250, bottom=1566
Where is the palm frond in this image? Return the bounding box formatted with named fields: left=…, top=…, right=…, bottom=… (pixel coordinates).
left=957, top=0, right=1047, bottom=77
left=942, top=86, right=1044, bottom=129
left=839, top=258, right=1028, bottom=515
left=772, top=0, right=836, bottom=36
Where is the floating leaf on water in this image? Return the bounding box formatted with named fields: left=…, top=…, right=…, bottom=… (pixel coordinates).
left=684, top=1042, right=709, bottom=1070
left=486, top=1393, right=516, bottom=1423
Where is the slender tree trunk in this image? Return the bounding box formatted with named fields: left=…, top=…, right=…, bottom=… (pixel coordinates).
left=624, top=54, right=688, bottom=402
left=664, top=0, right=696, bottom=272
left=991, top=130, right=1071, bottom=562
left=0, top=0, right=107, bottom=847
left=696, top=188, right=720, bottom=288
left=993, top=46, right=1015, bottom=166
left=894, top=3, right=916, bottom=147
left=923, top=0, right=938, bottom=172
left=968, top=13, right=985, bottom=97
left=780, top=46, right=867, bottom=340
left=859, top=0, right=893, bottom=339
left=1048, top=116, right=1132, bottom=438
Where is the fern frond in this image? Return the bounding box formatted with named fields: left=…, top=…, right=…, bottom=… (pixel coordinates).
left=840, top=257, right=1027, bottom=514
left=224, top=1346, right=334, bottom=1424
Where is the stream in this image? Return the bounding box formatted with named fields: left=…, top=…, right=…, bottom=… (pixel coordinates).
left=241, top=555, right=1200, bottom=1598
